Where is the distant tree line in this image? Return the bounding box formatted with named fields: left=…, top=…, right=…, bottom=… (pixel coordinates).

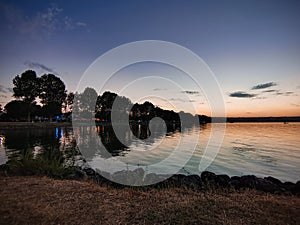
left=0, top=70, right=211, bottom=124
left=74, top=87, right=211, bottom=125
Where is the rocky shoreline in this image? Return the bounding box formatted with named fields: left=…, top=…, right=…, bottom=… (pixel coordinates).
left=57, top=166, right=300, bottom=195
left=1, top=159, right=299, bottom=195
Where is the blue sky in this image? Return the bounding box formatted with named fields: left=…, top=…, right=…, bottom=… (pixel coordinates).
left=0, top=0, right=300, bottom=116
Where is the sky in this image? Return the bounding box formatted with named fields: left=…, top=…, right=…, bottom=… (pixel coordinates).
left=0, top=0, right=300, bottom=117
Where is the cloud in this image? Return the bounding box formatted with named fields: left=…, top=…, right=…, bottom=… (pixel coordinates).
left=0, top=3, right=88, bottom=36
left=182, top=91, right=199, bottom=95
left=0, top=94, right=8, bottom=98
left=229, top=91, right=256, bottom=98
left=291, top=103, right=300, bottom=107
left=251, top=82, right=277, bottom=90
left=262, top=89, right=278, bottom=93
left=76, top=22, right=87, bottom=27
left=169, top=98, right=185, bottom=102
left=274, top=91, right=294, bottom=96
left=252, top=96, right=267, bottom=100
left=24, top=61, right=58, bottom=74
left=0, top=84, right=12, bottom=94
left=153, top=88, right=167, bottom=91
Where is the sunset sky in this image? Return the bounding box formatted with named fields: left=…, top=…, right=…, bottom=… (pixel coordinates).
left=0, top=0, right=300, bottom=117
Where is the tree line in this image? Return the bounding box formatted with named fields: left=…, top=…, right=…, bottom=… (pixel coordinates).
left=0, top=70, right=72, bottom=121
left=0, top=70, right=211, bottom=124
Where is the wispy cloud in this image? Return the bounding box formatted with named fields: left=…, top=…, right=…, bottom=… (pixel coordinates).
left=291, top=103, right=300, bottom=107
left=153, top=88, right=167, bottom=91
left=0, top=3, right=88, bottom=36
left=76, top=22, right=87, bottom=27
left=182, top=90, right=199, bottom=95
left=169, top=98, right=185, bottom=102
left=252, top=96, right=266, bottom=100
left=0, top=94, right=8, bottom=98
left=24, top=61, right=58, bottom=74
left=229, top=91, right=256, bottom=98
left=0, top=84, right=12, bottom=94
left=251, top=82, right=277, bottom=90
left=274, top=91, right=294, bottom=96
left=262, top=89, right=278, bottom=93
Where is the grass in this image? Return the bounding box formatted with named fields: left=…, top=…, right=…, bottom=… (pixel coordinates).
left=5, top=148, right=78, bottom=179
left=0, top=175, right=299, bottom=225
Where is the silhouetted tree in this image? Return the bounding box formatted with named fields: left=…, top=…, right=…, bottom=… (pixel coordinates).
left=39, top=74, right=67, bottom=105
left=76, top=87, right=98, bottom=119
left=95, top=91, right=117, bottom=121
left=13, top=70, right=39, bottom=103
left=41, top=102, right=61, bottom=119
left=4, top=100, right=29, bottom=121
left=12, top=70, right=39, bottom=121
left=38, top=74, right=67, bottom=120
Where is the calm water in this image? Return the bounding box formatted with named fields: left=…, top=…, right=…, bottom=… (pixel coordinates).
left=0, top=123, right=299, bottom=182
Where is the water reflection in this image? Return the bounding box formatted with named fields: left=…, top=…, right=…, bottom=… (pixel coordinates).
left=76, top=122, right=183, bottom=160
left=1, top=123, right=299, bottom=182
left=0, top=127, right=77, bottom=164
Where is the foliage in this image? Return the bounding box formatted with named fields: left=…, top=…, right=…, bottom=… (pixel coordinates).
left=41, top=102, right=62, bottom=117
left=4, top=100, right=30, bottom=121
left=6, top=147, right=77, bottom=178
left=76, top=87, right=98, bottom=118
left=39, top=74, right=67, bottom=105
left=7, top=71, right=68, bottom=121
left=12, top=70, right=39, bottom=104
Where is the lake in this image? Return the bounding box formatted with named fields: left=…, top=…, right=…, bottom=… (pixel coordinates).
left=0, top=122, right=299, bottom=182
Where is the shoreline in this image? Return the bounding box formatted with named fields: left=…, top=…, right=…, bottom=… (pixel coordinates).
left=0, top=120, right=300, bottom=129
left=0, top=121, right=72, bottom=129
left=1, top=162, right=299, bottom=195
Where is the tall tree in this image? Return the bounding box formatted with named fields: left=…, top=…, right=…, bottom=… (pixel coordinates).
left=77, top=87, right=98, bottom=118
left=12, top=70, right=39, bottom=121
left=39, top=74, right=67, bottom=105
left=95, top=91, right=117, bottom=121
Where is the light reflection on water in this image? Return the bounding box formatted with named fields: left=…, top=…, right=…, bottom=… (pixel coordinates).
left=0, top=122, right=299, bottom=182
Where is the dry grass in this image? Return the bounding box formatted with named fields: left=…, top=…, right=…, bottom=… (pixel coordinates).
left=0, top=175, right=299, bottom=225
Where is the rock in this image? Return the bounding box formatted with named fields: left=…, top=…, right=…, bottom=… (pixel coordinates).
left=65, top=168, right=87, bottom=180
left=182, top=175, right=202, bottom=189
left=264, top=176, right=283, bottom=186
left=283, top=181, right=295, bottom=193
left=83, top=167, right=96, bottom=176
left=201, top=171, right=216, bottom=182
left=255, top=178, right=281, bottom=193
left=239, top=175, right=258, bottom=189
left=293, top=181, right=300, bottom=195
left=112, top=168, right=145, bottom=186
left=229, top=176, right=241, bottom=189
left=216, top=174, right=231, bottom=188
left=201, top=171, right=218, bottom=189
left=144, top=173, right=170, bottom=186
